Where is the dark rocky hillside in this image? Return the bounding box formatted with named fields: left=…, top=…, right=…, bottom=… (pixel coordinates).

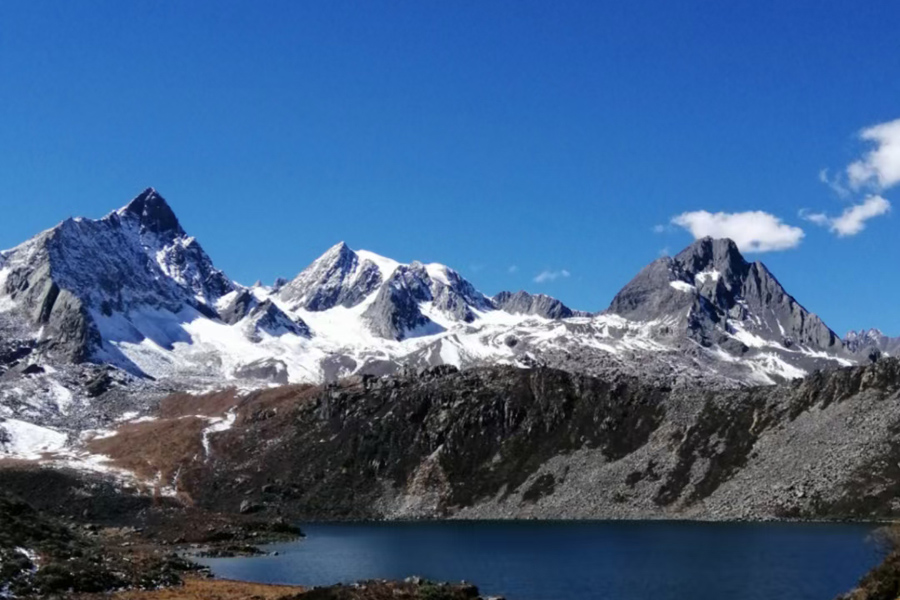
left=86, top=358, right=900, bottom=522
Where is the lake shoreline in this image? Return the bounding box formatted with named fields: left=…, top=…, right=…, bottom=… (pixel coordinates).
left=292, top=515, right=897, bottom=524
left=0, top=465, right=892, bottom=599
left=197, top=520, right=882, bottom=600
left=2, top=481, right=889, bottom=600
left=72, top=575, right=488, bottom=600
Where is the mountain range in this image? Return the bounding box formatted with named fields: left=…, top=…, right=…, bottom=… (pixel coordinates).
left=1, top=188, right=893, bottom=396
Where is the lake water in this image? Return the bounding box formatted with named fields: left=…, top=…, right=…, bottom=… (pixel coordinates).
left=199, top=521, right=880, bottom=600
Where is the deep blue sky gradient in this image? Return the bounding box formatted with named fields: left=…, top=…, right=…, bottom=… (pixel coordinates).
left=1, top=1, right=898, bottom=334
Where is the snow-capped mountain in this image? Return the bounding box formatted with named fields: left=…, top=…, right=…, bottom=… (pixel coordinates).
left=278, top=241, right=495, bottom=340
left=278, top=241, right=385, bottom=312
left=0, top=188, right=234, bottom=369
left=605, top=237, right=853, bottom=377
left=0, top=189, right=866, bottom=405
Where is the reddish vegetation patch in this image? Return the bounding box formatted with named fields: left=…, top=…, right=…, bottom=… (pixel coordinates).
left=235, top=384, right=319, bottom=428
left=74, top=576, right=305, bottom=599
left=83, top=388, right=249, bottom=491
left=87, top=416, right=208, bottom=493
left=83, top=384, right=320, bottom=494
left=157, top=389, right=243, bottom=419
left=0, top=457, right=41, bottom=467
left=74, top=576, right=483, bottom=600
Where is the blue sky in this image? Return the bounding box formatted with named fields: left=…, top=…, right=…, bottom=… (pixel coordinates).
left=1, top=1, right=899, bottom=335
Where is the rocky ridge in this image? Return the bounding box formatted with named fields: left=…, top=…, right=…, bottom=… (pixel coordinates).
left=71, top=357, right=900, bottom=523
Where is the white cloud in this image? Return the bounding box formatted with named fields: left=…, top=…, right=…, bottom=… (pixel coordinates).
left=847, top=118, right=900, bottom=191
left=801, top=195, right=891, bottom=237
left=798, top=209, right=830, bottom=226
left=819, top=168, right=850, bottom=198
left=533, top=269, right=570, bottom=283
left=811, top=119, right=897, bottom=238
left=670, top=210, right=804, bottom=253
left=508, top=265, right=518, bottom=274
left=652, top=224, right=666, bottom=233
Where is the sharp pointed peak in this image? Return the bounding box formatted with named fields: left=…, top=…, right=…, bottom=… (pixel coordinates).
left=115, top=187, right=184, bottom=237
left=290, top=242, right=361, bottom=281
left=306, top=241, right=358, bottom=269
left=319, top=240, right=355, bottom=258
left=121, top=187, right=162, bottom=209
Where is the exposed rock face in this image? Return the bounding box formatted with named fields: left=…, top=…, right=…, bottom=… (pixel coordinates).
left=281, top=242, right=497, bottom=340
left=279, top=242, right=384, bottom=311
left=604, top=237, right=851, bottom=381
left=0, top=191, right=866, bottom=412
left=244, top=300, right=310, bottom=341
left=219, top=289, right=257, bottom=325
left=492, top=290, right=579, bottom=319
left=4, top=192, right=622, bottom=412
left=609, top=237, right=842, bottom=351
left=358, top=260, right=498, bottom=340
left=362, top=263, right=440, bottom=340
left=219, top=290, right=310, bottom=340
left=118, top=188, right=233, bottom=306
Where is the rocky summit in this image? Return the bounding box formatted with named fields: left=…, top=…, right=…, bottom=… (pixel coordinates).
left=608, top=237, right=847, bottom=364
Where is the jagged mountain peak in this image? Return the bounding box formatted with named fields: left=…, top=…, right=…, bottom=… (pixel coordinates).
left=279, top=242, right=382, bottom=311
left=281, top=242, right=510, bottom=340
left=0, top=188, right=234, bottom=367
left=607, top=237, right=748, bottom=315
left=845, top=328, right=900, bottom=358
left=609, top=236, right=773, bottom=316
left=114, top=188, right=184, bottom=239
left=847, top=328, right=885, bottom=341
left=608, top=236, right=844, bottom=360
left=676, top=236, right=741, bottom=259
left=278, top=242, right=485, bottom=319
